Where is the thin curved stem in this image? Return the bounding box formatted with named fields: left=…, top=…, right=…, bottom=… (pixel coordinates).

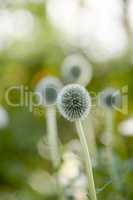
left=76, top=119, right=97, bottom=200
left=105, top=109, right=122, bottom=191
left=46, top=106, right=60, bottom=169
left=82, top=115, right=97, bottom=164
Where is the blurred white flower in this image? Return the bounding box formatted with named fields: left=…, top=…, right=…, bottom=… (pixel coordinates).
left=74, top=174, right=87, bottom=189
left=99, top=88, right=121, bottom=109
left=65, top=139, right=82, bottom=157
left=46, top=0, right=128, bottom=61
left=0, top=106, right=9, bottom=129
left=61, top=54, right=93, bottom=86
left=74, top=189, right=87, bottom=200
left=58, top=152, right=81, bottom=186
left=37, top=136, right=50, bottom=160
left=12, top=10, right=35, bottom=39
left=28, top=170, right=56, bottom=195
left=58, top=151, right=87, bottom=199
left=0, top=0, right=43, bottom=7
left=119, top=118, right=133, bottom=136
left=0, top=9, right=35, bottom=49
left=127, top=0, right=133, bottom=33
left=35, top=76, right=62, bottom=107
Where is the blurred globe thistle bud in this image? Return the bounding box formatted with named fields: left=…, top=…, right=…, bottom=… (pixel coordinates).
left=35, top=76, right=62, bottom=168
left=61, top=54, right=93, bottom=86
left=57, top=84, right=91, bottom=121
left=99, top=88, right=121, bottom=109
left=35, top=76, right=63, bottom=107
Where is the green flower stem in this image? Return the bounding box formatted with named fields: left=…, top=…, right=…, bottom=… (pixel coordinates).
left=76, top=119, right=97, bottom=200
left=105, top=109, right=121, bottom=191
left=106, top=109, right=114, bottom=147
left=82, top=115, right=97, bottom=164
left=46, top=106, right=60, bottom=169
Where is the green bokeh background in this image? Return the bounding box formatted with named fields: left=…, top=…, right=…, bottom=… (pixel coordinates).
left=0, top=1, right=133, bottom=200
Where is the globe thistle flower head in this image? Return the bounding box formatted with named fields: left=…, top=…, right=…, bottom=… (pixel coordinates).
left=100, top=88, right=121, bottom=109
left=61, top=54, right=93, bottom=86
left=35, top=76, right=62, bottom=106
left=57, top=84, right=91, bottom=121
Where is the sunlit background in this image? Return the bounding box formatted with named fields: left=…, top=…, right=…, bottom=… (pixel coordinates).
left=0, top=0, right=133, bottom=200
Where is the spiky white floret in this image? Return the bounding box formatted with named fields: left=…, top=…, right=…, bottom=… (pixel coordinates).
left=57, top=84, right=91, bottom=121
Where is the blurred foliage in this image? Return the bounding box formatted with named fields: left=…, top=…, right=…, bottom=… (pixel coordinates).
left=0, top=1, right=133, bottom=200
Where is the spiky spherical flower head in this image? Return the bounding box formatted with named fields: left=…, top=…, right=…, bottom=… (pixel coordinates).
left=57, top=84, right=91, bottom=121
left=35, top=76, right=62, bottom=107
left=99, top=88, right=121, bottom=109
left=61, top=54, right=92, bottom=86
